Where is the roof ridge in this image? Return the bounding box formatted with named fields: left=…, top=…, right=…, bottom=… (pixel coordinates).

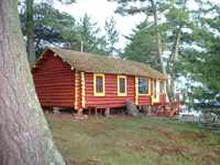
left=40, top=47, right=168, bottom=79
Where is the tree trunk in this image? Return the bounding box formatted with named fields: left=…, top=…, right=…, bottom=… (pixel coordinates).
left=150, top=0, right=166, bottom=74
left=167, top=0, right=187, bottom=99
left=26, top=0, right=35, bottom=63
left=0, top=0, right=64, bottom=164
left=169, top=27, right=182, bottom=98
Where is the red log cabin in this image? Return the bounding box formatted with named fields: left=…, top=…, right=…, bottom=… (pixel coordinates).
left=32, top=47, right=168, bottom=113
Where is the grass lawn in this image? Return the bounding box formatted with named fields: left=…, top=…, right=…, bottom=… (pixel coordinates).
left=47, top=114, right=220, bottom=165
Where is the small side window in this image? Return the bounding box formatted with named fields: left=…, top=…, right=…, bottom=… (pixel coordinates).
left=94, top=74, right=105, bottom=96
left=117, top=76, right=127, bottom=96
left=159, top=81, right=165, bottom=93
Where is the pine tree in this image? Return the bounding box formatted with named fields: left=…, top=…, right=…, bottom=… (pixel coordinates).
left=104, top=17, right=119, bottom=55
left=24, top=0, right=75, bottom=63
left=76, top=14, right=106, bottom=55
left=122, top=21, right=160, bottom=70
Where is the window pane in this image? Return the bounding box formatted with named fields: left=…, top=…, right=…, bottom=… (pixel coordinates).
left=138, top=77, right=148, bottom=94
left=154, top=80, right=157, bottom=98
left=96, top=76, right=103, bottom=93
left=159, top=81, right=164, bottom=93
left=119, top=78, right=125, bottom=93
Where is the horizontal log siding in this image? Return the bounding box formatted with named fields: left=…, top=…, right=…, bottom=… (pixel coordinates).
left=138, top=96, right=151, bottom=106
left=32, top=51, right=74, bottom=108
left=85, top=73, right=135, bottom=108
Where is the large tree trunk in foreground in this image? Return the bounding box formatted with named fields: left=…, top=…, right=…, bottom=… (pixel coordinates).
left=0, top=0, right=64, bottom=164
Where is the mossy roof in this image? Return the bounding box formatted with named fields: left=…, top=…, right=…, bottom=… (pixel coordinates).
left=45, top=47, right=168, bottom=79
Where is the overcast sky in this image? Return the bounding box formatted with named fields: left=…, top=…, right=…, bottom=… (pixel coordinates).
left=54, top=0, right=220, bottom=49
left=54, top=0, right=146, bottom=49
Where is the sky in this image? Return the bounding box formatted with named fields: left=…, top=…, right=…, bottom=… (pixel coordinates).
left=54, top=0, right=220, bottom=49
left=54, top=0, right=146, bottom=49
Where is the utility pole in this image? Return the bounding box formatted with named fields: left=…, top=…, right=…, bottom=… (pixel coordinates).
left=80, top=41, right=84, bottom=52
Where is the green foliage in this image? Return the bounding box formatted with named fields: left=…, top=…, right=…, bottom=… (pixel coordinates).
left=164, top=1, right=189, bottom=28
left=34, top=3, right=77, bottom=46
left=104, top=17, right=119, bottom=55
left=122, top=21, right=160, bottom=70
left=19, top=1, right=78, bottom=57
left=19, top=0, right=76, bottom=61
left=109, top=0, right=163, bottom=16
left=76, top=14, right=107, bottom=55
left=20, top=2, right=116, bottom=57
left=177, top=3, right=220, bottom=100
left=110, top=0, right=166, bottom=71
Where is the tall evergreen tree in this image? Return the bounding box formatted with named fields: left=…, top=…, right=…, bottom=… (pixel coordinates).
left=24, top=0, right=75, bottom=63
left=122, top=21, right=160, bottom=70
left=34, top=2, right=77, bottom=54
left=20, top=2, right=78, bottom=57
left=182, top=9, right=220, bottom=94
left=76, top=14, right=106, bottom=55
left=104, top=17, right=119, bottom=55
left=164, top=0, right=189, bottom=97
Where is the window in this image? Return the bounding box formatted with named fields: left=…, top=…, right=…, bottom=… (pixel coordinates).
left=159, top=81, right=165, bottom=93
left=154, top=79, right=157, bottom=99
left=138, top=77, right=149, bottom=95
left=117, top=75, right=127, bottom=96
left=94, top=74, right=105, bottom=96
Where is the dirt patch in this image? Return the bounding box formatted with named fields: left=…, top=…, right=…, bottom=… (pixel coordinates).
left=157, top=127, right=178, bottom=142
left=192, top=149, right=220, bottom=163
left=129, top=139, right=188, bottom=156
left=139, top=124, right=178, bottom=141
left=128, top=138, right=220, bottom=162
left=179, top=131, right=207, bottom=141
left=213, top=149, right=220, bottom=156
left=160, top=144, right=188, bottom=156
left=145, top=140, right=188, bottom=156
